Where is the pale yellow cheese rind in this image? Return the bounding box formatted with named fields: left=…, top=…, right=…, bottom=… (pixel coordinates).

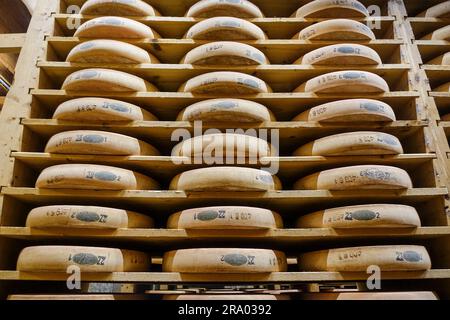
left=417, top=1, right=450, bottom=18
left=185, top=0, right=264, bottom=18
left=80, top=0, right=160, bottom=16
left=292, top=0, right=369, bottom=18
left=296, top=19, right=375, bottom=41
left=297, top=43, right=381, bottom=65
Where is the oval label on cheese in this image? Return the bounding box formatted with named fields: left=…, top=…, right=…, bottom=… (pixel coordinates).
left=197, top=210, right=219, bottom=221
left=82, top=135, right=105, bottom=144
left=351, top=210, right=377, bottom=221
left=72, top=253, right=99, bottom=265
left=75, top=211, right=101, bottom=222
left=401, top=251, right=422, bottom=262
left=94, top=171, right=118, bottom=181
left=223, top=253, right=248, bottom=266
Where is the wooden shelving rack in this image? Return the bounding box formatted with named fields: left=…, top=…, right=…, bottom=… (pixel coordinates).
left=0, top=0, right=449, bottom=299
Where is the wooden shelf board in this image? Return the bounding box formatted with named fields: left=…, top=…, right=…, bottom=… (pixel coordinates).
left=0, top=33, right=26, bottom=54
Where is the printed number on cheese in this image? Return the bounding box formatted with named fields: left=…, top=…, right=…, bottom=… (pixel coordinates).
left=36, top=164, right=159, bottom=190
left=298, top=245, right=431, bottom=271
left=417, top=1, right=450, bottom=17
left=80, top=0, right=160, bottom=16
left=294, top=165, right=413, bottom=190
left=297, top=44, right=381, bottom=65
left=185, top=0, right=264, bottom=18
left=292, top=0, right=368, bottom=18
left=421, top=25, right=450, bottom=40
left=427, top=52, right=450, bottom=65
left=296, top=204, right=421, bottom=228
left=169, top=167, right=282, bottom=191
left=296, top=19, right=375, bottom=41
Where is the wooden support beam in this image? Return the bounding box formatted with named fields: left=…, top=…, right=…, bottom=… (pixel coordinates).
left=0, top=34, right=26, bottom=54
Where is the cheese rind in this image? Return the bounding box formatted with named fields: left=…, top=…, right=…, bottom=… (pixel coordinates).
left=294, top=165, right=413, bottom=190
left=421, top=25, right=450, bottom=40
left=417, top=1, right=450, bottom=17
left=163, top=248, right=287, bottom=273
left=167, top=206, right=283, bottom=230
left=184, top=17, right=266, bottom=40
left=296, top=204, right=421, bottom=228
left=296, top=19, right=375, bottom=41
left=427, top=52, right=450, bottom=65
left=17, top=246, right=151, bottom=272
left=170, top=167, right=282, bottom=191
left=36, top=164, right=159, bottom=190
left=186, top=0, right=264, bottom=18
left=293, top=0, right=369, bottom=18
left=293, top=131, right=403, bottom=156
left=298, top=245, right=431, bottom=271
left=298, top=44, right=381, bottom=65
left=80, top=0, right=160, bottom=16
left=26, top=205, right=154, bottom=229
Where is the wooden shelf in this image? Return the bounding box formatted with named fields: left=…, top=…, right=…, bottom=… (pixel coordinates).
left=415, top=42, right=450, bottom=65
left=408, top=18, right=450, bottom=40
left=0, top=33, right=26, bottom=54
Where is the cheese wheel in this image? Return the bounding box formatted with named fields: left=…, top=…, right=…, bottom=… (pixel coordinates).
left=167, top=206, right=282, bottom=230
left=293, top=131, right=403, bottom=156
left=17, top=246, right=150, bottom=272
left=45, top=130, right=159, bottom=156
left=297, top=44, right=381, bottom=65
left=80, top=0, right=159, bottom=16
left=74, top=16, right=159, bottom=39
left=295, top=71, right=389, bottom=94
left=297, top=19, right=375, bottom=41
left=26, top=205, right=154, bottom=229
left=293, top=99, right=396, bottom=122
left=435, top=82, right=450, bottom=92
left=36, top=164, right=159, bottom=190
left=298, top=245, right=431, bottom=271
left=8, top=295, right=124, bottom=300
left=62, top=68, right=158, bottom=92
left=293, top=0, right=368, bottom=18
left=66, top=40, right=158, bottom=64
left=181, top=41, right=269, bottom=65
left=179, top=71, right=271, bottom=94
left=178, top=98, right=274, bottom=122
left=296, top=204, right=421, bottom=228
left=421, top=25, right=450, bottom=40
left=171, top=133, right=274, bottom=158
left=165, top=295, right=279, bottom=300
left=427, top=52, right=450, bottom=65
left=163, top=248, right=287, bottom=273
left=53, top=98, right=157, bottom=122
left=185, top=17, right=266, bottom=40
left=294, top=165, right=413, bottom=190
left=170, top=167, right=282, bottom=191
left=417, top=1, right=450, bottom=17
left=301, top=292, right=438, bottom=300
left=185, top=0, right=264, bottom=18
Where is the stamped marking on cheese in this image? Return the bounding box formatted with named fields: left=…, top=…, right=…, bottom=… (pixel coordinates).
left=75, top=211, right=101, bottom=222
left=212, top=101, right=238, bottom=109
left=399, top=251, right=422, bottom=262
left=360, top=168, right=391, bottom=180
left=106, top=102, right=130, bottom=113
left=350, top=210, right=377, bottom=221
left=104, top=17, right=123, bottom=25
left=80, top=42, right=96, bottom=50
left=361, top=102, right=384, bottom=112
left=197, top=210, right=219, bottom=221
left=256, top=175, right=273, bottom=183
left=223, top=253, right=248, bottom=266
left=93, top=171, right=118, bottom=181
left=218, top=20, right=241, bottom=28
left=82, top=134, right=106, bottom=144
left=80, top=70, right=99, bottom=79
left=343, top=71, right=363, bottom=79
left=337, top=46, right=356, bottom=54
left=71, top=253, right=100, bottom=265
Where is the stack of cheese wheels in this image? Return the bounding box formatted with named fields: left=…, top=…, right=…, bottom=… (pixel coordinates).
left=52, top=98, right=157, bottom=122
left=300, top=292, right=438, bottom=300
left=294, top=165, right=413, bottom=190
left=180, top=41, right=269, bottom=65
left=294, top=71, right=390, bottom=94
left=167, top=206, right=283, bottom=230
left=296, top=44, right=382, bottom=65
left=45, top=130, right=160, bottom=156
left=184, top=17, right=267, bottom=40
left=171, top=133, right=275, bottom=158
left=293, top=99, right=396, bottom=122
left=74, top=17, right=159, bottom=39
left=164, top=295, right=281, bottom=300
left=295, top=19, right=376, bottom=41
left=417, top=1, right=450, bottom=17
left=178, top=71, right=271, bottom=94
left=434, top=82, right=450, bottom=92
left=185, top=0, right=264, bottom=18
left=292, top=0, right=369, bottom=18
left=427, top=52, right=450, bottom=65
left=177, top=98, right=275, bottom=122
left=298, top=245, right=431, bottom=271
left=80, top=0, right=160, bottom=16
left=296, top=204, right=421, bottom=228
left=26, top=205, right=154, bottom=229
left=163, top=248, right=287, bottom=273
left=17, top=246, right=151, bottom=272
left=35, top=164, right=159, bottom=190
left=62, top=69, right=158, bottom=92
left=421, top=25, right=450, bottom=40
left=170, top=167, right=281, bottom=191
left=292, top=131, right=403, bottom=156
left=66, top=40, right=159, bottom=64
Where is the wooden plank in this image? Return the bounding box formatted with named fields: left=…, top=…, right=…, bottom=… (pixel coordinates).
left=408, top=18, right=450, bottom=40
left=416, top=42, right=450, bottom=65
left=0, top=34, right=26, bottom=54
left=0, top=96, right=4, bottom=109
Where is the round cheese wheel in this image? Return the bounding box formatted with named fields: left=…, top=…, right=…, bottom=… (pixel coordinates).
left=427, top=52, right=450, bottom=65
left=185, top=0, right=264, bottom=18
left=293, top=131, right=403, bottom=156
left=293, top=0, right=368, bottom=18
left=295, top=71, right=389, bottom=94
left=296, top=19, right=375, bottom=41
left=8, top=295, right=121, bottom=300
left=167, top=206, right=282, bottom=230
left=294, top=165, right=413, bottom=190
left=164, top=295, right=279, bottom=300
left=179, top=71, right=271, bottom=94
left=62, top=68, right=158, bottom=92
left=66, top=40, right=158, bottom=64
left=296, top=204, right=421, bottom=228
left=171, top=133, right=274, bottom=158
left=80, top=0, right=160, bottom=16
left=421, top=25, right=450, bottom=40
left=45, top=130, right=159, bottom=156
left=26, top=205, right=154, bottom=229
left=297, top=44, right=381, bottom=65
left=36, top=164, right=159, bottom=190
left=170, top=167, right=282, bottom=191
left=184, top=17, right=266, bottom=40
left=17, top=246, right=150, bottom=272
left=53, top=98, right=157, bottom=122
left=74, top=16, right=159, bottom=39
left=298, top=245, right=431, bottom=271
left=181, top=41, right=269, bottom=65
left=301, top=292, right=438, bottom=300
left=435, top=82, right=450, bottom=92
left=417, top=1, right=450, bottom=17
left=163, top=248, right=287, bottom=273
left=293, top=99, right=396, bottom=122
left=178, top=98, right=274, bottom=122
